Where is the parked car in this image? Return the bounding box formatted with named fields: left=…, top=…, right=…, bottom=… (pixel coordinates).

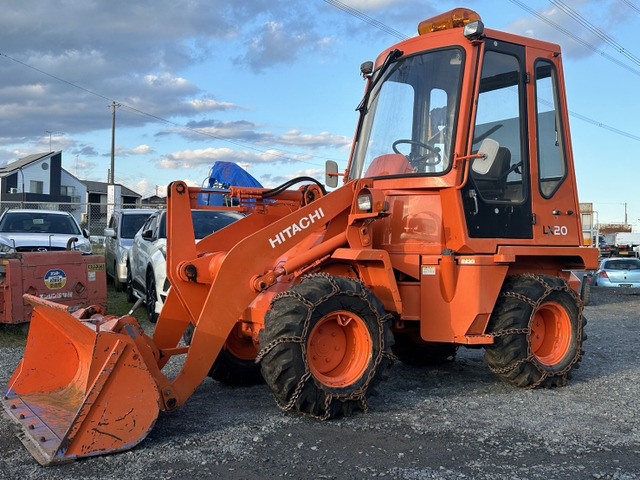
left=104, top=209, right=154, bottom=291
left=0, top=209, right=92, bottom=255
left=127, top=209, right=244, bottom=322
left=592, top=257, right=640, bottom=288
left=594, top=235, right=611, bottom=257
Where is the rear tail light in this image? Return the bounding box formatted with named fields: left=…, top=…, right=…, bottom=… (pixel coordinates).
left=599, top=271, right=609, bottom=279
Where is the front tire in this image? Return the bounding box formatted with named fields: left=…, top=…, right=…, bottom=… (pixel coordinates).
left=258, top=274, right=395, bottom=419
left=484, top=274, right=584, bottom=389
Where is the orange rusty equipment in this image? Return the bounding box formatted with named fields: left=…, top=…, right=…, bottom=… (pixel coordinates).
left=3, top=8, right=599, bottom=465
left=0, top=251, right=107, bottom=325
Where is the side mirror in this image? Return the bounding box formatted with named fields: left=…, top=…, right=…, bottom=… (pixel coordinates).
left=141, top=229, right=154, bottom=241
left=325, top=160, right=340, bottom=188
left=471, top=138, right=500, bottom=175
left=104, top=228, right=115, bottom=238
left=83, top=228, right=90, bottom=239
left=360, top=61, right=374, bottom=76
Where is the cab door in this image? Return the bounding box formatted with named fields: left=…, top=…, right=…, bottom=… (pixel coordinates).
left=527, top=48, right=583, bottom=245
left=462, top=39, right=533, bottom=239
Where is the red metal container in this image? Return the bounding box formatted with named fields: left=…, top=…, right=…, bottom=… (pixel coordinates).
left=0, top=251, right=107, bottom=324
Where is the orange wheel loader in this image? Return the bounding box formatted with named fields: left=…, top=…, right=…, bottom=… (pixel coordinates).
left=2, top=8, right=598, bottom=465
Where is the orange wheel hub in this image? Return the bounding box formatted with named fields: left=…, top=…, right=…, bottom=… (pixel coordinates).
left=308, top=311, right=372, bottom=388
left=225, top=324, right=258, bottom=361
left=530, top=302, right=572, bottom=366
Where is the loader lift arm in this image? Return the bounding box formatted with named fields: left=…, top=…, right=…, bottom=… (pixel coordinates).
left=149, top=180, right=373, bottom=409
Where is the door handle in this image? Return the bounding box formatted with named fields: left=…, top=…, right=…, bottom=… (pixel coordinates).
left=468, top=189, right=479, bottom=215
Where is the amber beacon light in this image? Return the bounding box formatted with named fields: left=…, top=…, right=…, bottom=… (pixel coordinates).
left=418, top=8, right=482, bottom=35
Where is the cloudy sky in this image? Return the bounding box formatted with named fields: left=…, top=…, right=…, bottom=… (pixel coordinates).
left=1, top=0, right=639, bottom=225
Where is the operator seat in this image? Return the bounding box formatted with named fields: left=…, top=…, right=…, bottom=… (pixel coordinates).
left=471, top=146, right=511, bottom=200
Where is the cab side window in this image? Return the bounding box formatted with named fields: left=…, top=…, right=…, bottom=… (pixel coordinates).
left=471, top=50, right=526, bottom=203
left=535, top=59, right=567, bottom=198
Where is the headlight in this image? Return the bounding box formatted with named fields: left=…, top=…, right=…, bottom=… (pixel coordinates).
left=357, top=194, right=373, bottom=213
left=0, top=242, right=15, bottom=254
left=75, top=242, right=93, bottom=254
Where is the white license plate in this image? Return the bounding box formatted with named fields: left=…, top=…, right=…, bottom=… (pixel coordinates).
left=619, top=284, right=633, bottom=288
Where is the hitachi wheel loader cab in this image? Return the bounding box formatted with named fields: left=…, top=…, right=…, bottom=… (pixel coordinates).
left=3, top=8, right=597, bottom=465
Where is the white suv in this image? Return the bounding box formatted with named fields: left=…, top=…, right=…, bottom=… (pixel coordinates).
left=0, top=209, right=92, bottom=255
left=104, top=209, right=153, bottom=291
left=127, top=209, right=243, bottom=322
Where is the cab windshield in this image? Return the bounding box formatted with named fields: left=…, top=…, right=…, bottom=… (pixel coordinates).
left=350, top=48, right=464, bottom=180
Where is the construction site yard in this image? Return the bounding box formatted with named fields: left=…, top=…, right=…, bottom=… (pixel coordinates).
left=1, top=287, right=639, bottom=480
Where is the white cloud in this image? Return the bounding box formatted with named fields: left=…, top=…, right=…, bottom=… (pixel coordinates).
left=278, top=130, right=351, bottom=148
left=157, top=147, right=297, bottom=170
left=131, top=145, right=153, bottom=155
left=339, top=0, right=407, bottom=10
left=259, top=168, right=324, bottom=187
left=190, top=99, right=243, bottom=112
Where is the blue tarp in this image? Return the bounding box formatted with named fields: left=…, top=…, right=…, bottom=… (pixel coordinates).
left=198, top=162, right=263, bottom=206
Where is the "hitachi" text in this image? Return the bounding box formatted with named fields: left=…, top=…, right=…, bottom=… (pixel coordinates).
left=269, top=208, right=325, bottom=249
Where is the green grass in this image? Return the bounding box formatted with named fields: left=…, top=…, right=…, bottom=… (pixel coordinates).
left=0, top=280, right=150, bottom=348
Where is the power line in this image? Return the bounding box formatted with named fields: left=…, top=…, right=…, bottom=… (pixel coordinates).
left=549, top=0, right=640, bottom=67
left=323, top=0, right=408, bottom=40
left=622, top=0, right=640, bottom=15
left=0, top=51, right=342, bottom=168
left=508, top=0, right=640, bottom=78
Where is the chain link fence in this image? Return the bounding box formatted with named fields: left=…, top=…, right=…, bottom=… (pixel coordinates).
left=0, top=201, right=159, bottom=249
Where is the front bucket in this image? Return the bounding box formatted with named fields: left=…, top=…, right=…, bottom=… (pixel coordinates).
left=2, top=297, right=160, bottom=465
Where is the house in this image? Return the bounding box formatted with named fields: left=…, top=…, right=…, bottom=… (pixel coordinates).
left=81, top=180, right=143, bottom=234
left=0, top=151, right=87, bottom=222
left=140, top=195, right=166, bottom=207
left=82, top=180, right=141, bottom=206
left=0, top=152, right=144, bottom=233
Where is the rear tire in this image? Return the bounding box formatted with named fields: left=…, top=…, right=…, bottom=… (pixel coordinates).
left=258, top=274, right=395, bottom=419
left=183, top=324, right=263, bottom=386
left=580, top=277, right=591, bottom=307
left=484, top=274, right=584, bottom=389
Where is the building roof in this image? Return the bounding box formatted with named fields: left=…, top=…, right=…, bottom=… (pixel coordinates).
left=0, top=151, right=58, bottom=175
left=82, top=180, right=141, bottom=198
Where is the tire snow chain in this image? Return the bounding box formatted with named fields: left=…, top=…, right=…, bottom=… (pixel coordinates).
left=256, top=272, right=396, bottom=420
left=488, top=273, right=584, bottom=389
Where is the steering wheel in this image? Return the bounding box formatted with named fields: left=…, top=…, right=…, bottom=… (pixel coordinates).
left=392, top=139, right=442, bottom=170
left=500, top=161, right=523, bottom=180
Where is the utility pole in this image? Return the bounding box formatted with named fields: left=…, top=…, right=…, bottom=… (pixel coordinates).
left=108, top=102, right=121, bottom=184
left=624, top=202, right=628, bottom=226
left=44, top=130, right=63, bottom=152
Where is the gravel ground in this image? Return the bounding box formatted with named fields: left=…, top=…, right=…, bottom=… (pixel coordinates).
left=1, top=287, right=639, bottom=479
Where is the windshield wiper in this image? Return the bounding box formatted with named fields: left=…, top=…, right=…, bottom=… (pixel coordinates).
left=356, top=48, right=403, bottom=113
